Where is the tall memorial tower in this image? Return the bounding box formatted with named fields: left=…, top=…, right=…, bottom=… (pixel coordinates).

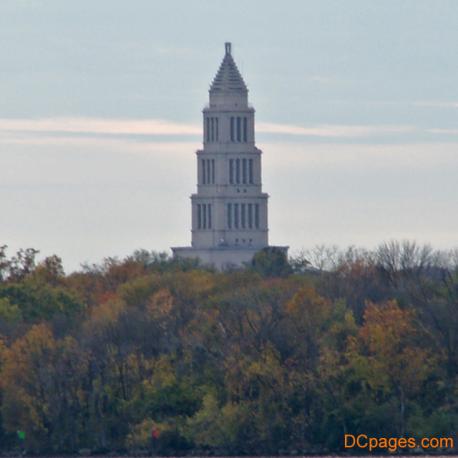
left=172, top=43, right=287, bottom=269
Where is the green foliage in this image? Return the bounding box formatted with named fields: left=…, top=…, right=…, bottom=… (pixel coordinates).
left=251, top=247, right=292, bottom=277
left=0, top=297, right=22, bottom=324
left=184, top=393, right=250, bottom=453
left=0, top=243, right=456, bottom=454
left=0, top=281, right=84, bottom=322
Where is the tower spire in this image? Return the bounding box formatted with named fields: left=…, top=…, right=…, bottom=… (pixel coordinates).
left=210, top=42, right=247, bottom=97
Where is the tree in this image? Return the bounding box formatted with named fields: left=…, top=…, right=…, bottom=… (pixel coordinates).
left=0, top=244, right=456, bottom=454
left=251, top=247, right=292, bottom=277
left=0, top=323, right=92, bottom=453
left=347, top=300, right=437, bottom=436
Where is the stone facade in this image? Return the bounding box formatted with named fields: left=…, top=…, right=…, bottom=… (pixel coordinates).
left=172, top=43, right=287, bottom=269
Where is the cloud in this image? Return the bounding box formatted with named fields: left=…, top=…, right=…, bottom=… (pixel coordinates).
left=413, top=101, right=458, bottom=109
left=307, top=75, right=336, bottom=84
left=257, top=123, right=416, bottom=137
left=0, top=117, right=200, bottom=136
left=0, top=117, right=418, bottom=142
left=427, top=128, right=458, bottom=135
left=262, top=141, right=458, bottom=171
left=0, top=132, right=199, bottom=159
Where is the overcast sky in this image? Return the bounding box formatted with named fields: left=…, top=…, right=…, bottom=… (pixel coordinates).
left=1, top=0, right=457, bottom=271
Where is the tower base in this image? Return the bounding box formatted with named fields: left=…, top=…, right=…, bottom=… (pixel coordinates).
left=171, top=246, right=288, bottom=271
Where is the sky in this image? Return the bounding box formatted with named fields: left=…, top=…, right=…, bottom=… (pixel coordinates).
left=1, top=0, right=457, bottom=271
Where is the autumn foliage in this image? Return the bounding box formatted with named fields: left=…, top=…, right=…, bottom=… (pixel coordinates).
left=0, top=243, right=456, bottom=454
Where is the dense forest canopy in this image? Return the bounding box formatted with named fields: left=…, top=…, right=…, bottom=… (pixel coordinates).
left=0, top=242, right=457, bottom=454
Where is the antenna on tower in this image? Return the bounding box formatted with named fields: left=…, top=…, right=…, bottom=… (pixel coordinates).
left=225, top=42, right=232, bottom=55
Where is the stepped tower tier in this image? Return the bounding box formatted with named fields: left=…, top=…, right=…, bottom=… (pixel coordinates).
left=172, top=43, right=288, bottom=269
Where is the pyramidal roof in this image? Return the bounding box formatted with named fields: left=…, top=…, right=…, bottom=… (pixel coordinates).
left=210, top=43, right=248, bottom=93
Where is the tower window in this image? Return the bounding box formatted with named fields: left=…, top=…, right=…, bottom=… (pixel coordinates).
left=202, top=203, right=207, bottom=229
left=236, top=117, right=241, bottom=142
left=255, top=204, right=260, bottom=229
left=242, top=158, right=247, bottom=184
left=230, top=117, right=235, bottom=141
left=234, top=203, right=239, bottom=228
left=201, top=159, right=206, bottom=184
left=206, top=160, right=211, bottom=184
left=229, top=159, right=234, bottom=184
left=248, top=203, right=253, bottom=228
left=197, top=204, right=202, bottom=229
left=243, top=117, right=247, bottom=142
left=241, top=203, right=246, bottom=228
left=235, top=158, right=240, bottom=184
left=208, top=204, right=212, bottom=229
left=206, top=118, right=219, bottom=142
left=248, top=159, right=253, bottom=184
left=211, top=159, right=215, bottom=183
left=227, top=203, right=232, bottom=228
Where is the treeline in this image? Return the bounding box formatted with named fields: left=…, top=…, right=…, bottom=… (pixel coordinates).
left=0, top=242, right=457, bottom=454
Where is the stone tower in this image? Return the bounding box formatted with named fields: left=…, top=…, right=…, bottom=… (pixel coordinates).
left=172, top=43, right=287, bottom=269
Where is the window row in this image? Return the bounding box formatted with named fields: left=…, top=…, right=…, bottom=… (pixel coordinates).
left=201, top=159, right=215, bottom=184
left=204, top=116, right=249, bottom=143
left=197, top=204, right=212, bottom=229
left=205, top=117, right=219, bottom=142
left=229, top=158, right=254, bottom=184
left=227, top=203, right=260, bottom=229
left=230, top=116, right=248, bottom=142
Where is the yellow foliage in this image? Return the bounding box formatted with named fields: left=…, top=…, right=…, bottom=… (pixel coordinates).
left=286, top=285, right=332, bottom=330
left=147, top=288, right=174, bottom=320
left=140, top=356, right=176, bottom=394
left=1, top=324, right=56, bottom=436
left=90, top=297, right=125, bottom=326
left=348, top=300, right=436, bottom=395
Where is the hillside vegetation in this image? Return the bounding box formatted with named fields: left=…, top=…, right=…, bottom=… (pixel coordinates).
left=0, top=242, right=457, bottom=454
